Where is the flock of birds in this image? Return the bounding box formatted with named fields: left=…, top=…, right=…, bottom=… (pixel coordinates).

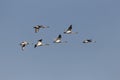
left=20, top=24, right=96, bottom=51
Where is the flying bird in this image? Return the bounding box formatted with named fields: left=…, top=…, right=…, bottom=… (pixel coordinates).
left=34, top=39, right=49, bottom=48
left=82, top=39, right=96, bottom=43
left=53, top=34, right=62, bottom=43
left=20, top=41, right=29, bottom=51
left=64, top=24, right=78, bottom=34
left=53, top=34, right=67, bottom=43
left=33, top=25, right=49, bottom=33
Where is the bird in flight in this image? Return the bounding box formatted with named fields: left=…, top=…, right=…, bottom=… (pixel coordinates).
left=53, top=34, right=67, bottom=43
left=53, top=34, right=62, bottom=43
left=82, top=39, right=96, bottom=43
left=20, top=41, right=29, bottom=51
left=33, top=25, right=49, bottom=33
left=34, top=39, right=49, bottom=48
left=64, top=24, right=78, bottom=34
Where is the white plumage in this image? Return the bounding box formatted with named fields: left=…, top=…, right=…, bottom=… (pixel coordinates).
left=33, top=25, right=49, bottom=33
left=34, top=39, right=43, bottom=48
left=64, top=24, right=78, bottom=34
left=53, top=34, right=62, bottom=43
left=20, top=41, right=29, bottom=51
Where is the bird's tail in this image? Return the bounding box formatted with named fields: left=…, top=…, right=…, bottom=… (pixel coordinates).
left=46, top=26, right=50, bottom=28
left=62, top=41, right=68, bottom=43
left=44, top=43, right=50, bottom=46
left=93, top=41, right=96, bottom=43
left=72, top=32, right=78, bottom=34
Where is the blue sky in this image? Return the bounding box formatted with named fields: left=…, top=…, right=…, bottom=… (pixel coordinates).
left=0, top=0, right=120, bottom=80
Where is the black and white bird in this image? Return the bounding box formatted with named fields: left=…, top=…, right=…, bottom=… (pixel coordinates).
left=53, top=34, right=67, bottom=43
left=53, top=34, right=62, bottom=43
left=34, top=39, right=49, bottom=48
left=64, top=24, right=78, bottom=34
left=20, top=41, right=29, bottom=51
left=82, top=39, right=96, bottom=43
left=33, top=25, right=49, bottom=33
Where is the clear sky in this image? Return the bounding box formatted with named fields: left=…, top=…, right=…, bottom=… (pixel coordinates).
left=0, top=0, right=120, bottom=80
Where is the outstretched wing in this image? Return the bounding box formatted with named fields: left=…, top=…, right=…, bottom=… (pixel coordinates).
left=57, top=34, right=62, bottom=40
left=67, top=25, right=72, bottom=31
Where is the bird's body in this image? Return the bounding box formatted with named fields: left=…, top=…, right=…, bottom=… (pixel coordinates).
left=54, top=34, right=62, bottom=43
left=64, top=25, right=72, bottom=34
left=83, top=39, right=96, bottom=43
left=34, top=39, right=49, bottom=48
left=34, top=25, right=41, bottom=33
left=33, top=25, right=49, bottom=33
left=64, top=25, right=78, bottom=34
left=34, top=39, right=43, bottom=48
left=20, top=41, right=29, bottom=51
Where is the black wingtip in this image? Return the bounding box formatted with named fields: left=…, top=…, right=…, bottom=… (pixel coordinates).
left=58, top=34, right=62, bottom=38
left=70, top=24, right=72, bottom=28
left=38, top=39, right=42, bottom=42
left=34, top=44, right=37, bottom=48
